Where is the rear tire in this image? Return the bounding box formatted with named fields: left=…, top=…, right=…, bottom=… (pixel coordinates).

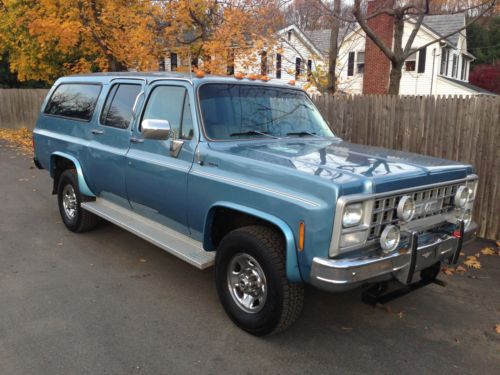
left=215, top=225, right=304, bottom=336
left=57, top=169, right=99, bottom=233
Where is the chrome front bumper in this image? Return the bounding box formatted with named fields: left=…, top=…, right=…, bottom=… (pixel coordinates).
left=310, top=222, right=477, bottom=292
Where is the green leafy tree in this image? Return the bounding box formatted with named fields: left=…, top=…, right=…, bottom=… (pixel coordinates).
left=467, top=16, right=500, bottom=67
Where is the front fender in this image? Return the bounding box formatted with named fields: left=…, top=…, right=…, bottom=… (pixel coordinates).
left=203, top=201, right=302, bottom=283
left=50, top=151, right=95, bottom=197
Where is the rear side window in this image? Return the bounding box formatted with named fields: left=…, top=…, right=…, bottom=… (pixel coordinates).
left=44, top=83, right=101, bottom=121
left=100, top=84, right=142, bottom=129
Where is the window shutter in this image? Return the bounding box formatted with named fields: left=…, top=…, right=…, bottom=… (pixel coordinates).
left=347, top=52, right=355, bottom=76
left=418, top=47, right=426, bottom=73
left=295, top=57, right=301, bottom=79
left=276, top=54, right=282, bottom=79
left=171, top=53, right=178, bottom=71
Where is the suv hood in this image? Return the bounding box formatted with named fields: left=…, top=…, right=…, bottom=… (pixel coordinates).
left=208, top=139, right=472, bottom=194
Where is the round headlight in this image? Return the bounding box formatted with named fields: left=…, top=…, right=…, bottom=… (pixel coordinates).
left=380, top=225, right=400, bottom=253
left=454, top=186, right=471, bottom=208
left=342, top=203, right=363, bottom=228
left=397, top=195, right=415, bottom=222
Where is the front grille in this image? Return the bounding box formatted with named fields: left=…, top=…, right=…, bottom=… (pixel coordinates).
left=367, top=183, right=461, bottom=241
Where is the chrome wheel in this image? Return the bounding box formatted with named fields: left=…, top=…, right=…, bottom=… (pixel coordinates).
left=227, top=253, right=267, bottom=313
left=62, top=184, right=77, bottom=220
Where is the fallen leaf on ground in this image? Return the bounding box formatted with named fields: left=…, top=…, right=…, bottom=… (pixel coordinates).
left=57, top=242, right=63, bottom=246
left=460, top=251, right=465, bottom=256
left=464, top=256, right=481, bottom=269
left=0, top=128, right=33, bottom=153
left=455, top=265, right=466, bottom=274
left=496, top=241, right=500, bottom=248
left=480, top=247, right=495, bottom=256
left=442, top=266, right=455, bottom=276
left=397, top=311, right=404, bottom=319
left=496, top=324, right=500, bottom=334
left=139, top=258, right=147, bottom=263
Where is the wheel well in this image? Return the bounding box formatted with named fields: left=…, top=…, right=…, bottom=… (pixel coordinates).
left=208, top=207, right=283, bottom=249
left=51, top=156, right=75, bottom=194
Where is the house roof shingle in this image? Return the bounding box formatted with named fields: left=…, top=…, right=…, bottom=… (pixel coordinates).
left=420, top=13, right=465, bottom=47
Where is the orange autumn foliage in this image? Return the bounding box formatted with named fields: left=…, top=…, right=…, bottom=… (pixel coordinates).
left=0, top=0, right=282, bottom=83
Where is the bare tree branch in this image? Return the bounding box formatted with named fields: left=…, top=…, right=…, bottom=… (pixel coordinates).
left=403, top=1, right=429, bottom=57
left=352, top=0, right=396, bottom=62
left=407, top=0, right=497, bottom=55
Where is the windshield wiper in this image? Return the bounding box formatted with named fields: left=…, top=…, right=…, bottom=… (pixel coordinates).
left=230, top=130, right=278, bottom=139
left=286, top=131, right=319, bottom=137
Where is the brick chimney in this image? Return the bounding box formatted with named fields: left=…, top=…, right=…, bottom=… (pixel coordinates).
left=362, top=0, right=395, bottom=94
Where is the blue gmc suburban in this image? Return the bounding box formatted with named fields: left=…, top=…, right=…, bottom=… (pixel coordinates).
left=33, top=72, right=478, bottom=335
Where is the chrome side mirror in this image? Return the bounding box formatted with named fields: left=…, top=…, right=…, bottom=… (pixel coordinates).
left=141, top=119, right=171, bottom=140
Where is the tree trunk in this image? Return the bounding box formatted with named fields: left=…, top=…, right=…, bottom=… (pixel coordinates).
left=387, top=12, right=405, bottom=95
left=107, top=56, right=126, bottom=72
left=388, top=61, right=403, bottom=94
left=326, top=0, right=341, bottom=94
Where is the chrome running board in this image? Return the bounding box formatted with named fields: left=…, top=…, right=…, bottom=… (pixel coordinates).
left=81, top=198, right=214, bottom=269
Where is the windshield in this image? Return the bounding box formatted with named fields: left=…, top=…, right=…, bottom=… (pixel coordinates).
left=198, top=84, right=335, bottom=140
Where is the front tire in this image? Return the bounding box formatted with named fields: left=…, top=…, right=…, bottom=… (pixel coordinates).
left=215, top=225, right=304, bottom=336
left=57, top=169, right=99, bottom=233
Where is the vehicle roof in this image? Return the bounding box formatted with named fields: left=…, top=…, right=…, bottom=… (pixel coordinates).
left=60, top=72, right=302, bottom=90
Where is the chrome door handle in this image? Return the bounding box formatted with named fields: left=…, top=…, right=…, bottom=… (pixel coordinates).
left=130, top=137, right=144, bottom=143
left=92, top=129, right=104, bottom=135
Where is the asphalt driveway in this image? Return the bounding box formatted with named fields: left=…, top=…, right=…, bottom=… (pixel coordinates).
left=0, top=140, right=499, bottom=375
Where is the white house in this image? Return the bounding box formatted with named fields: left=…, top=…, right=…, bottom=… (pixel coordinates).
left=234, top=13, right=491, bottom=95
left=158, top=11, right=492, bottom=96
left=335, top=13, right=491, bottom=95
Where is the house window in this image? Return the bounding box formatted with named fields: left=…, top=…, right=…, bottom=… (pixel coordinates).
left=295, top=57, right=302, bottom=79
left=261, top=51, right=268, bottom=76
left=191, top=57, right=198, bottom=68
left=307, top=59, right=313, bottom=80
left=288, top=31, right=292, bottom=41
left=452, top=55, right=458, bottom=78
left=347, top=52, right=355, bottom=76
left=158, top=57, right=165, bottom=71
left=417, top=47, right=426, bottom=73
left=170, top=53, right=178, bottom=72
left=276, top=53, right=282, bottom=79
left=405, top=52, right=417, bottom=71
left=356, top=51, right=365, bottom=74
left=440, top=48, right=449, bottom=75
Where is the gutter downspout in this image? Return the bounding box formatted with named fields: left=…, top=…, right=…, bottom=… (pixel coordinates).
left=430, top=48, right=436, bottom=95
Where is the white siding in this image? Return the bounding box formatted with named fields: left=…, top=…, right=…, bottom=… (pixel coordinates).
left=336, top=21, right=478, bottom=95
left=232, top=27, right=325, bottom=88
left=399, top=22, right=440, bottom=96
left=337, top=29, right=365, bottom=94
left=435, top=76, right=478, bottom=96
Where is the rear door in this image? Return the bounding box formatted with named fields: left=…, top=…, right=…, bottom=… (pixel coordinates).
left=125, top=81, right=197, bottom=235
left=85, top=80, right=143, bottom=204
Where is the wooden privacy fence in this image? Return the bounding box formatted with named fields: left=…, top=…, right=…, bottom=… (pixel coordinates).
left=313, top=95, right=499, bottom=240
left=0, top=89, right=49, bottom=130
left=0, top=89, right=498, bottom=239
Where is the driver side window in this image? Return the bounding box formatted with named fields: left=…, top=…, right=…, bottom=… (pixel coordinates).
left=143, top=86, right=194, bottom=140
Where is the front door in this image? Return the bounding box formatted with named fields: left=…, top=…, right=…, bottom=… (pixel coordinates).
left=125, top=81, right=197, bottom=235
left=86, top=80, right=143, bottom=205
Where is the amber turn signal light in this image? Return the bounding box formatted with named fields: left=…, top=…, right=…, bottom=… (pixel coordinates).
left=298, top=222, right=305, bottom=251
